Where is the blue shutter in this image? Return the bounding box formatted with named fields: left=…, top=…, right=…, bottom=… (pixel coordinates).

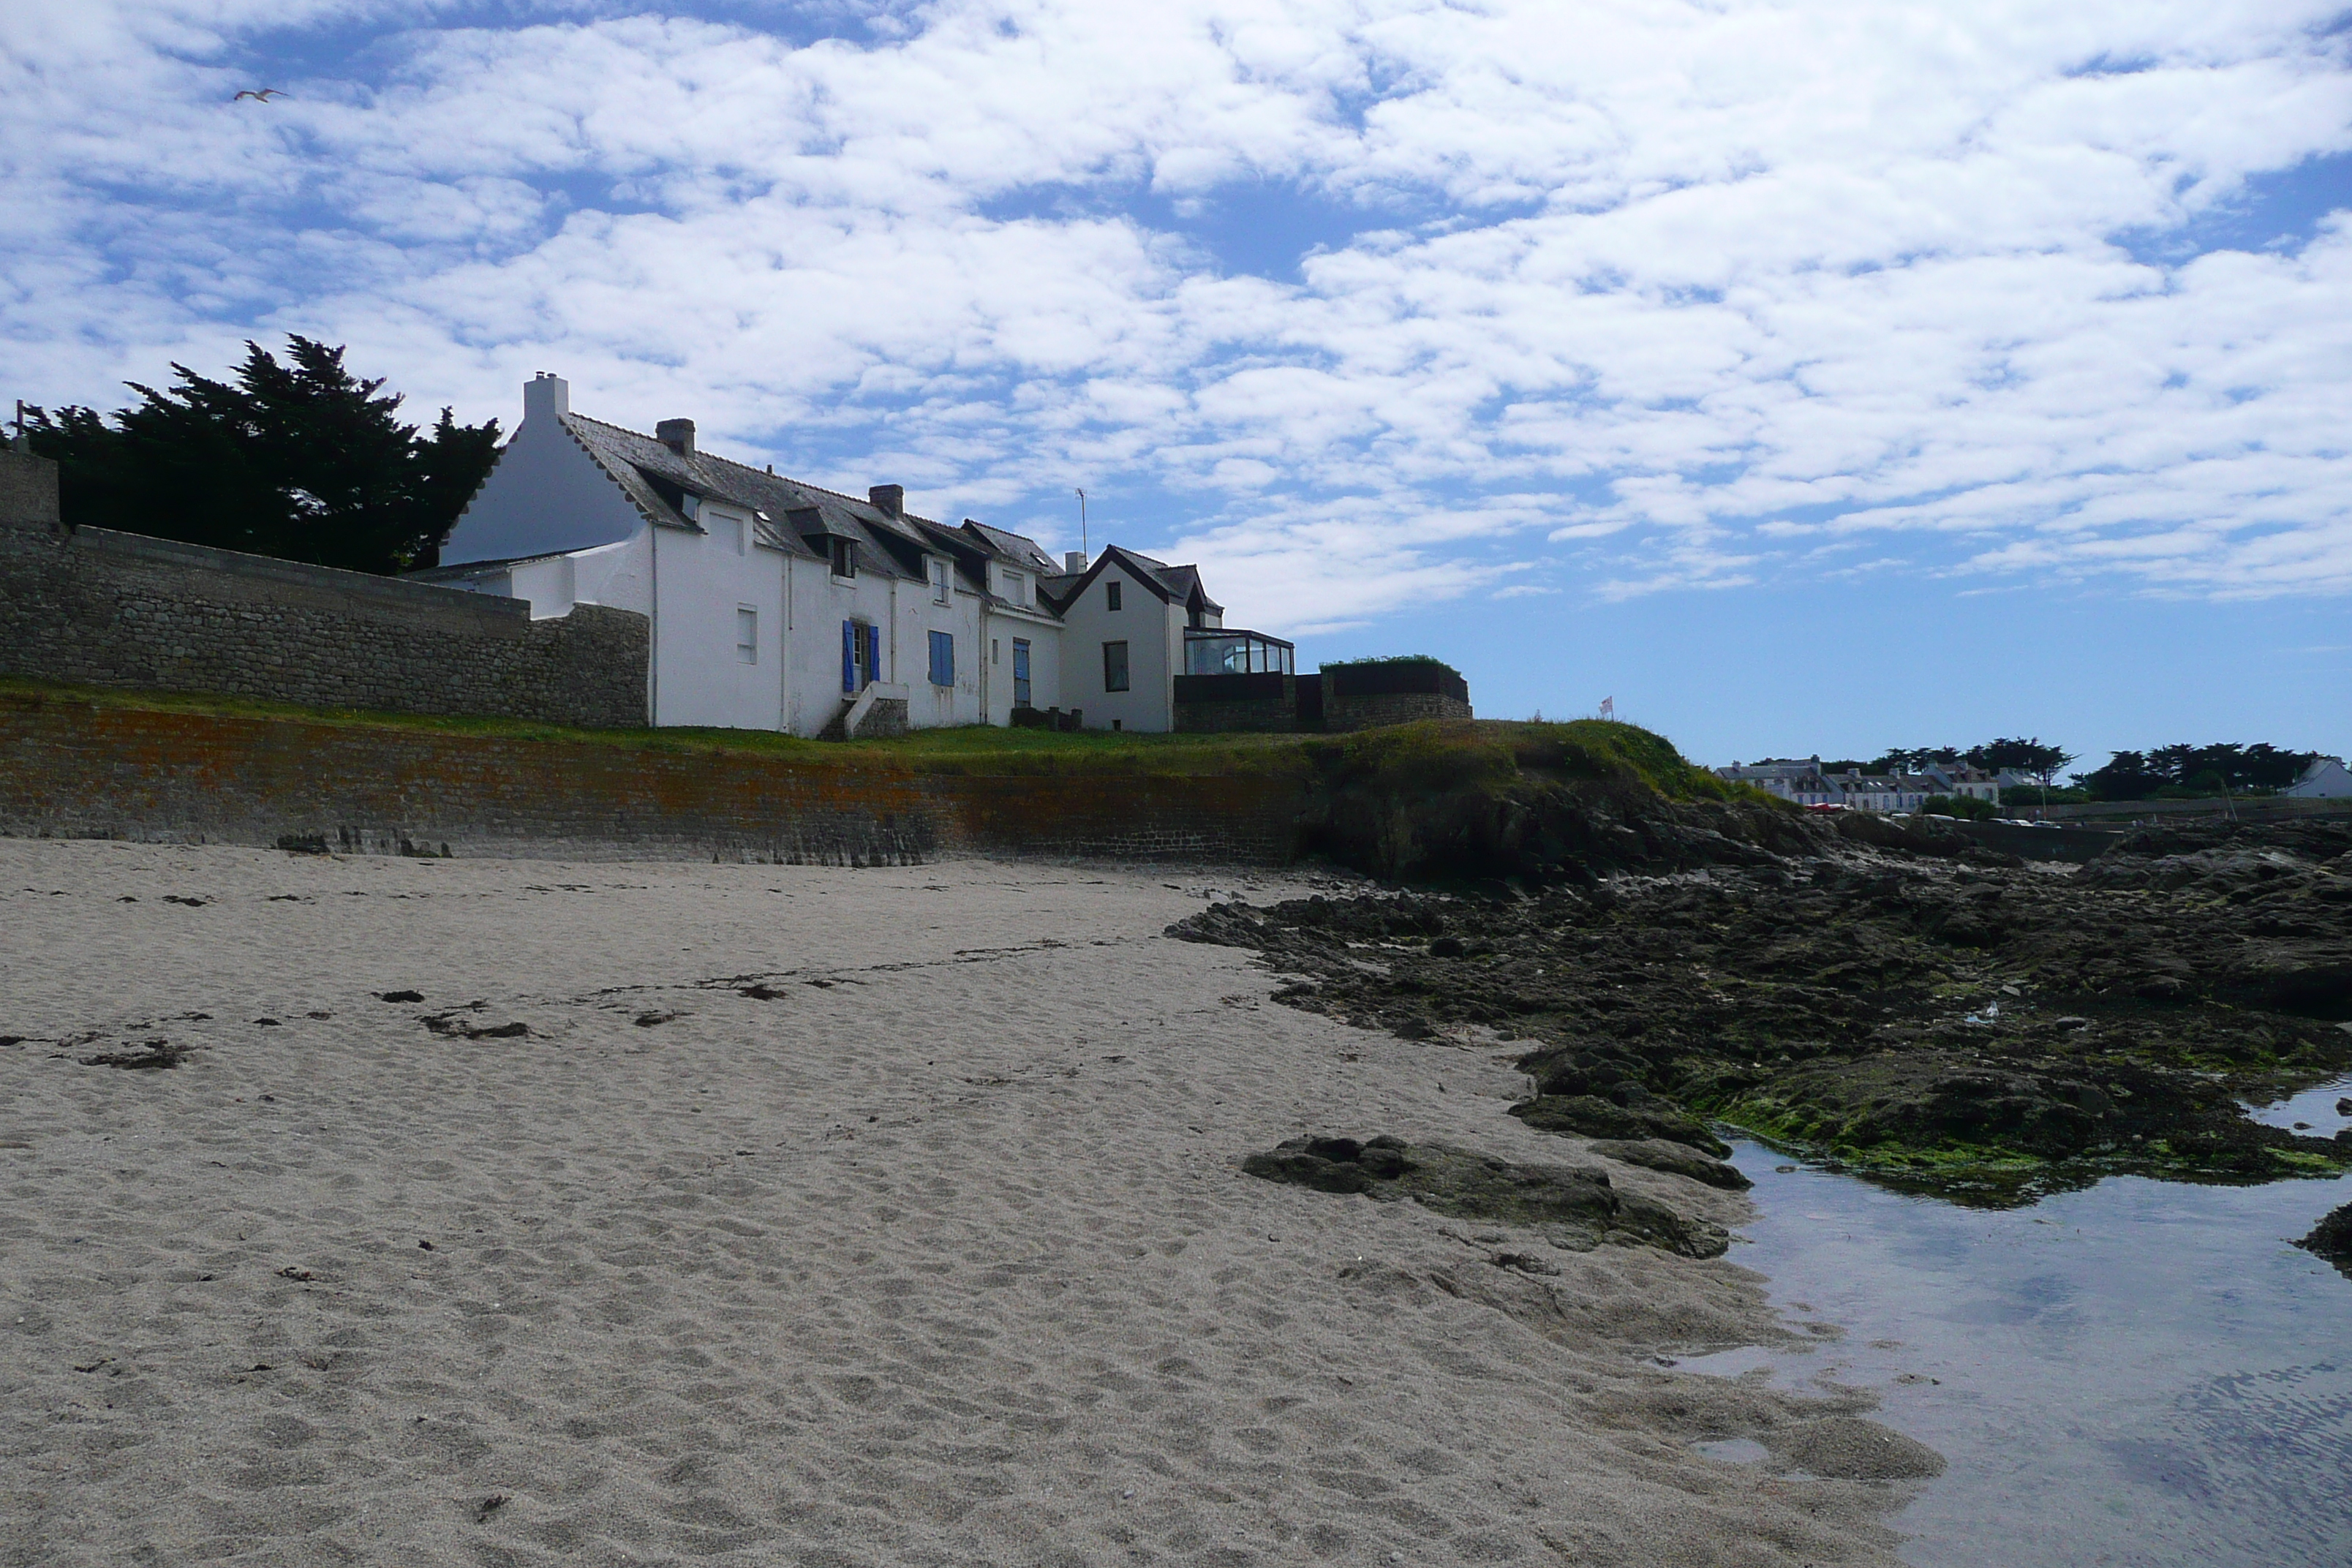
left=866, top=624, right=881, bottom=686
left=842, top=621, right=855, bottom=694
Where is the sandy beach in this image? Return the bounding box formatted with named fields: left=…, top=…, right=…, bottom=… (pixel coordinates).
left=1, top=840, right=1934, bottom=1567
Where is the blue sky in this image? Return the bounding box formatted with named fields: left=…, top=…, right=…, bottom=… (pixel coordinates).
left=6, top=1, right=2349, bottom=771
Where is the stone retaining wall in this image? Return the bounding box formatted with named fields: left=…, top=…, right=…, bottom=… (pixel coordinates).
left=1323, top=690, right=1474, bottom=731
left=0, top=451, right=647, bottom=730
left=0, top=691, right=1304, bottom=866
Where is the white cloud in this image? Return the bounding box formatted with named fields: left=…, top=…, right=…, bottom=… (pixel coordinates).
left=3, top=0, right=2350, bottom=619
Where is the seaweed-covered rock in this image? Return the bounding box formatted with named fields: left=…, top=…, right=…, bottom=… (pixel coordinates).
left=1178, top=817, right=2352, bottom=1204
left=1583, top=1138, right=1752, bottom=1190
left=1509, top=1096, right=1733, bottom=1158
left=2296, top=1201, right=2352, bottom=1275
left=1241, top=1135, right=1729, bottom=1258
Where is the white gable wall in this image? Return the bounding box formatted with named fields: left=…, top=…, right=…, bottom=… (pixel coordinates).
left=981, top=606, right=1063, bottom=725
left=1056, top=560, right=1177, bottom=731
left=441, top=377, right=646, bottom=568
left=2285, top=758, right=2352, bottom=799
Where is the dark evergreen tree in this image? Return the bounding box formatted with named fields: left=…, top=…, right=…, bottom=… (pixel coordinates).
left=1964, top=736, right=2075, bottom=788
left=2081, top=750, right=2166, bottom=800
left=24, top=337, right=499, bottom=574
left=1867, top=745, right=1960, bottom=772
left=2144, top=742, right=2319, bottom=792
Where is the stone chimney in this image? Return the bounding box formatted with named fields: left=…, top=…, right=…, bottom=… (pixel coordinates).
left=1064, top=550, right=1087, bottom=573
left=869, top=484, right=904, bottom=519
left=0, top=447, right=61, bottom=531
left=656, top=419, right=696, bottom=458
left=523, top=372, right=569, bottom=423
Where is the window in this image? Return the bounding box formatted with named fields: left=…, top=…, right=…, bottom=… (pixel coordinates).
left=830, top=538, right=856, bottom=578
left=735, top=605, right=758, bottom=665
left=1105, top=580, right=1122, bottom=611
left=930, top=557, right=950, bottom=603
left=991, top=638, right=1000, bottom=666
left=1006, top=570, right=1029, bottom=606
left=1102, top=639, right=1129, bottom=693
left=1012, top=638, right=1032, bottom=707
left=928, top=630, right=955, bottom=688
left=732, top=514, right=748, bottom=554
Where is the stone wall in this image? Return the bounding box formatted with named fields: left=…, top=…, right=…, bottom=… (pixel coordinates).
left=0, top=690, right=1305, bottom=866
left=1318, top=661, right=1473, bottom=732
left=1174, top=673, right=1297, bottom=733
left=1323, top=690, right=1474, bottom=731
left=0, top=456, right=647, bottom=730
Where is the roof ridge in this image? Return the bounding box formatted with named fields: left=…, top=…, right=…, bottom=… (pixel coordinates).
left=561, top=411, right=942, bottom=528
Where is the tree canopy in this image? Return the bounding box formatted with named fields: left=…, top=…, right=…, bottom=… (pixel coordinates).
left=2081, top=743, right=2321, bottom=799
left=1962, top=737, right=2075, bottom=785
left=24, top=336, right=499, bottom=575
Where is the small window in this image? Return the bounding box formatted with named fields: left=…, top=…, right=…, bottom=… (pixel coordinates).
left=930, top=557, right=950, bottom=603
left=1105, top=580, right=1122, bottom=611
left=1102, top=639, right=1129, bottom=693
left=831, top=538, right=856, bottom=578
left=735, top=606, right=758, bottom=664
left=928, top=630, right=955, bottom=687
left=991, top=638, right=1000, bottom=666
left=1006, top=570, right=1028, bottom=606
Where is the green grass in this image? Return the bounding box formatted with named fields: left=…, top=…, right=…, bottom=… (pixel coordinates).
left=1, top=676, right=1763, bottom=799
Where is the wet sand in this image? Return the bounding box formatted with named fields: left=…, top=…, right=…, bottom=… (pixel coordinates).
left=2, top=841, right=1930, bottom=1567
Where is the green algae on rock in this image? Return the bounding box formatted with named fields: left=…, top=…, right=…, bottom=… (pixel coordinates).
left=1181, top=819, right=2352, bottom=1207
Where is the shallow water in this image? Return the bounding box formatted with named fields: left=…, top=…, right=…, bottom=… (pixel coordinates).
left=2244, top=1070, right=2352, bottom=1135
left=1691, top=1138, right=2352, bottom=1567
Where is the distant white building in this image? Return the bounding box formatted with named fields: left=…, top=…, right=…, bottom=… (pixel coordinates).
left=2284, top=756, right=2352, bottom=799
left=416, top=374, right=1279, bottom=737
left=1716, top=758, right=1961, bottom=813
left=1920, top=762, right=2001, bottom=804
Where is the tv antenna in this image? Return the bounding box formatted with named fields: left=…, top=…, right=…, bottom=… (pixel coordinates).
left=1075, top=487, right=1088, bottom=559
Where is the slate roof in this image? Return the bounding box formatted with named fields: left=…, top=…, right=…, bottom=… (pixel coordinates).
left=961, top=521, right=1060, bottom=575
left=1041, top=544, right=1223, bottom=617
left=538, top=409, right=1116, bottom=618
left=560, top=412, right=936, bottom=584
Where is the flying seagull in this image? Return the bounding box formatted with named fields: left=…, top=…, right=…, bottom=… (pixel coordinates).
left=232, top=88, right=287, bottom=102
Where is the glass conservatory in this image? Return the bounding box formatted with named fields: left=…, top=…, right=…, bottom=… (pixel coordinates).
left=1183, top=628, right=1295, bottom=676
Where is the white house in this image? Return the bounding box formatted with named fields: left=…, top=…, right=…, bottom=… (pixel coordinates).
left=1716, top=758, right=1956, bottom=813
left=418, top=374, right=1262, bottom=737
left=2284, top=756, right=2352, bottom=799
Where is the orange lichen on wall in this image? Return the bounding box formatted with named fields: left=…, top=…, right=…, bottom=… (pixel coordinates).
left=0, top=692, right=1302, bottom=866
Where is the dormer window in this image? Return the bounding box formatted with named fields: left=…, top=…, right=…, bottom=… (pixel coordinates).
left=1004, top=570, right=1029, bottom=607
left=830, top=538, right=856, bottom=579
left=930, top=558, right=951, bottom=603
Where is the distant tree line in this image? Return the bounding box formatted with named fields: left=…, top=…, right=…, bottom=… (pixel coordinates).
left=1825, top=737, right=2321, bottom=802
left=1815, top=738, right=2077, bottom=788
left=21, top=336, right=500, bottom=575
left=2076, top=743, right=2320, bottom=800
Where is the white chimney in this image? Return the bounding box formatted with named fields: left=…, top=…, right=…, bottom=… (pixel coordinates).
left=523, top=372, right=569, bottom=422
left=1064, top=550, right=1086, bottom=573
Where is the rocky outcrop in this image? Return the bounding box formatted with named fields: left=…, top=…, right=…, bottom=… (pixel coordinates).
left=2296, top=1201, right=2352, bottom=1275
left=1180, top=821, right=2352, bottom=1203
left=1240, top=1136, right=1730, bottom=1257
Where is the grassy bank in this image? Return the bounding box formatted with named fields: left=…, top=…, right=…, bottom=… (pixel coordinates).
left=3, top=675, right=1794, bottom=883
left=0, top=674, right=1741, bottom=789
